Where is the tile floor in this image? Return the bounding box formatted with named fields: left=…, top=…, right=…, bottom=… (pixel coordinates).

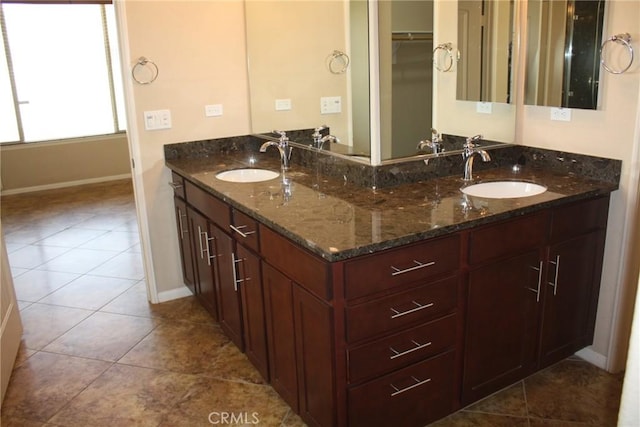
left=0, top=179, right=624, bottom=426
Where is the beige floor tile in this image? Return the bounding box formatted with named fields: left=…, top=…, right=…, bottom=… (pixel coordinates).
left=19, top=303, right=93, bottom=350
left=43, top=311, right=157, bottom=362
left=78, top=230, right=140, bottom=251
left=210, top=342, right=266, bottom=384
left=88, top=251, right=145, bottom=280
left=12, top=269, right=80, bottom=302
left=119, top=321, right=229, bottom=374
left=158, top=376, right=291, bottom=427
left=0, top=352, right=111, bottom=423
left=525, top=359, right=624, bottom=426
left=35, top=228, right=108, bottom=248
left=99, top=281, right=155, bottom=317
left=49, top=364, right=199, bottom=427
left=465, top=381, right=528, bottom=417
left=36, top=248, right=119, bottom=274
left=430, top=411, right=530, bottom=427
left=7, top=244, right=71, bottom=269
left=38, top=274, right=137, bottom=310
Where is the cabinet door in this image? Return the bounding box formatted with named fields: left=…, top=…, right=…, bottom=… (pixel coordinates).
left=263, top=262, right=299, bottom=412
left=210, top=224, right=244, bottom=350
left=462, top=250, right=542, bottom=404
left=236, top=244, right=268, bottom=380
left=188, top=208, right=218, bottom=320
left=174, top=197, right=196, bottom=294
left=540, top=232, right=603, bottom=367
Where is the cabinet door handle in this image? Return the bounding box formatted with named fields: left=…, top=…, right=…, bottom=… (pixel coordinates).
left=206, top=235, right=216, bottom=263
left=390, top=260, right=435, bottom=276
left=548, top=255, right=560, bottom=295
left=198, top=227, right=214, bottom=266
left=231, top=253, right=250, bottom=291
left=389, top=340, right=432, bottom=360
left=527, top=261, right=543, bottom=302
left=177, top=208, right=187, bottom=239
left=168, top=181, right=183, bottom=190
left=229, top=224, right=256, bottom=238
left=390, top=300, right=434, bottom=319
left=390, top=376, right=432, bottom=397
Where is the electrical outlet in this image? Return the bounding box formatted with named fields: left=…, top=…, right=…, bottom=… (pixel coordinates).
left=275, top=99, right=292, bottom=111
left=205, top=104, right=223, bottom=117
left=550, top=107, right=572, bottom=122
left=476, top=102, right=492, bottom=114
left=321, top=96, right=342, bottom=114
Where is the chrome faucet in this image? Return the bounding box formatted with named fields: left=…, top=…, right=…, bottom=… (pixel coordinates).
left=260, top=130, right=292, bottom=171
left=462, top=134, right=491, bottom=181
left=417, top=128, right=444, bottom=155
left=311, top=125, right=340, bottom=149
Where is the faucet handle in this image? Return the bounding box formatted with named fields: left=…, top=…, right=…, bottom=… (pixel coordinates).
left=273, top=130, right=289, bottom=143
left=431, top=128, right=442, bottom=142
left=312, top=125, right=328, bottom=142
left=464, top=134, right=483, bottom=148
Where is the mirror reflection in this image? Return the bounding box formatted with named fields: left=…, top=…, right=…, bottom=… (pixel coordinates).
left=525, top=0, right=605, bottom=109
left=457, top=0, right=515, bottom=103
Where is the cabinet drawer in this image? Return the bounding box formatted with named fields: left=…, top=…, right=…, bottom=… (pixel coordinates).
left=346, top=275, right=458, bottom=343
left=348, top=314, right=456, bottom=384
left=170, top=172, right=185, bottom=199
left=550, top=196, right=609, bottom=243
left=185, top=180, right=231, bottom=229
left=348, top=351, right=455, bottom=427
left=231, top=209, right=259, bottom=252
left=468, top=212, right=548, bottom=265
left=344, top=235, right=460, bottom=300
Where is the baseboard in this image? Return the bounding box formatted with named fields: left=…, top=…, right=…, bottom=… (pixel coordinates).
left=575, top=347, right=608, bottom=370
left=0, top=174, right=132, bottom=196
left=156, top=286, right=194, bottom=303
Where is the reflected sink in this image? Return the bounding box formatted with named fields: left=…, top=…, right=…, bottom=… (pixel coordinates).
left=461, top=181, right=547, bottom=199
left=215, top=168, right=279, bottom=183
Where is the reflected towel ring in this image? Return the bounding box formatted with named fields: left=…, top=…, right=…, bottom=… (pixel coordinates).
left=433, top=43, right=459, bottom=72
left=328, top=50, right=350, bottom=74
left=132, top=56, right=159, bottom=84
left=601, top=33, right=634, bottom=74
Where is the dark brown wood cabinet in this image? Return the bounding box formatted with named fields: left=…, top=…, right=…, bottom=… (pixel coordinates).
left=170, top=170, right=611, bottom=427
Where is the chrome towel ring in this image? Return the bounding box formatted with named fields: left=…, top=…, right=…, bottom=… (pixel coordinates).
left=327, top=50, right=350, bottom=74
left=132, top=56, right=159, bottom=84
left=433, top=43, right=459, bottom=72
left=601, top=33, right=634, bottom=74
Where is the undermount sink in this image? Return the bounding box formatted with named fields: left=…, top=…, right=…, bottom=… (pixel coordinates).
left=461, top=181, right=547, bottom=199
left=215, top=168, right=279, bottom=183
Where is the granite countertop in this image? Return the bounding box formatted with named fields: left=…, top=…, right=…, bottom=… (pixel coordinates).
left=165, top=148, right=618, bottom=262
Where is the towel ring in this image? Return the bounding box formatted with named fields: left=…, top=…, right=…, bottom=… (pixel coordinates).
left=601, top=33, right=634, bottom=74
left=328, top=50, right=350, bottom=74
left=433, top=43, right=459, bottom=72
left=132, top=56, right=159, bottom=84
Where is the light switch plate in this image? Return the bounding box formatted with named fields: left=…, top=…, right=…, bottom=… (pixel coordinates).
left=476, top=102, right=492, bottom=114
left=321, top=96, right=342, bottom=114
left=550, top=107, right=572, bottom=121
left=143, top=109, right=171, bottom=130
left=205, top=104, right=223, bottom=117
left=275, top=99, right=292, bottom=111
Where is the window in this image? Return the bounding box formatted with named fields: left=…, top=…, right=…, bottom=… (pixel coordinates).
left=0, top=2, right=126, bottom=144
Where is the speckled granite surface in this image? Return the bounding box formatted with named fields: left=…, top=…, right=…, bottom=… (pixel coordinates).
left=165, top=138, right=620, bottom=262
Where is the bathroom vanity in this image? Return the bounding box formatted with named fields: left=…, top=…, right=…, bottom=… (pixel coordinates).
left=165, top=138, right=618, bottom=427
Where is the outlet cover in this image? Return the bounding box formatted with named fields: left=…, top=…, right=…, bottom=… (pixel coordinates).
left=205, top=104, right=223, bottom=117
left=275, top=99, right=292, bottom=111
left=476, top=102, right=492, bottom=114
left=321, top=96, right=342, bottom=114
left=143, top=109, right=171, bottom=130
left=550, top=107, right=571, bottom=121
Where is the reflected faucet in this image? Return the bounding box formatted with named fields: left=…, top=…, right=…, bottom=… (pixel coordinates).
left=462, top=134, right=491, bottom=181
left=311, top=125, right=340, bottom=149
left=417, top=128, right=444, bottom=155
left=260, top=130, right=292, bottom=171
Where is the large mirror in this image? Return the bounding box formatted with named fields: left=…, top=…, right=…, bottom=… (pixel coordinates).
left=245, top=0, right=517, bottom=165
left=524, top=0, right=606, bottom=109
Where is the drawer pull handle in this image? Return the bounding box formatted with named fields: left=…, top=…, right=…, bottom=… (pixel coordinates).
left=231, top=254, right=249, bottom=291
left=390, top=300, right=434, bottom=319
left=389, top=340, right=432, bottom=360
left=527, top=261, right=544, bottom=302
left=390, top=376, right=432, bottom=397
left=548, top=255, right=560, bottom=295
left=230, top=224, right=256, bottom=238
left=168, top=181, right=183, bottom=190
left=390, top=260, right=435, bottom=276
left=198, top=227, right=215, bottom=266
